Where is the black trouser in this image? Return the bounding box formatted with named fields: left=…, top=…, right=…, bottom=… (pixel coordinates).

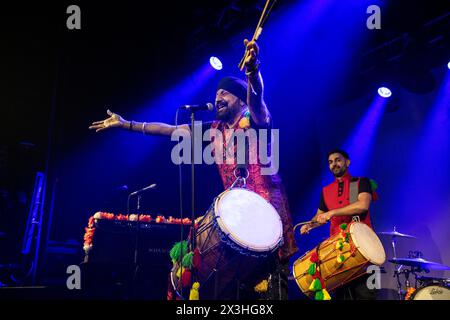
left=333, top=274, right=378, bottom=300
left=237, top=256, right=289, bottom=300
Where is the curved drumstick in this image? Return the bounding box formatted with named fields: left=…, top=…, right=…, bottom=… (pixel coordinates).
left=293, top=220, right=326, bottom=232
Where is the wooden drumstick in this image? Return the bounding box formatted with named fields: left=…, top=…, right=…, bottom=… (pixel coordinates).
left=293, top=220, right=314, bottom=231
left=237, top=0, right=276, bottom=70
left=293, top=220, right=326, bottom=232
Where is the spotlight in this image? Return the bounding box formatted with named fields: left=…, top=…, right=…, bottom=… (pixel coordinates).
left=447, top=61, right=450, bottom=70
left=209, top=56, right=223, bottom=70
left=377, top=87, right=392, bottom=98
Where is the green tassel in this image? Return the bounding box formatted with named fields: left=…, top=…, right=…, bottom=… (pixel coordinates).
left=308, top=263, right=317, bottom=276
left=308, top=278, right=322, bottom=291
left=169, top=240, right=188, bottom=262
left=335, top=241, right=344, bottom=251
left=340, top=223, right=347, bottom=231
left=369, top=179, right=378, bottom=191
left=312, top=278, right=322, bottom=291
left=181, top=252, right=194, bottom=268
left=345, top=232, right=350, bottom=243
left=244, top=110, right=250, bottom=117
left=315, top=290, right=324, bottom=300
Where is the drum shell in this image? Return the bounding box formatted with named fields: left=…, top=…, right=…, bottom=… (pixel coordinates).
left=411, top=285, right=450, bottom=300
left=195, top=209, right=275, bottom=299
left=293, top=222, right=384, bottom=297
left=172, top=188, right=283, bottom=299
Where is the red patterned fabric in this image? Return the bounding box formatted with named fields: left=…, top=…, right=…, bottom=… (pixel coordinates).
left=209, top=113, right=298, bottom=260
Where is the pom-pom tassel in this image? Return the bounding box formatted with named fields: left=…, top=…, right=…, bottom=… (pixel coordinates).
left=308, top=278, right=322, bottom=292
left=189, top=282, right=200, bottom=300
left=181, top=268, right=192, bottom=287
left=322, top=289, right=331, bottom=300
left=193, top=248, right=202, bottom=269
left=308, top=263, right=317, bottom=276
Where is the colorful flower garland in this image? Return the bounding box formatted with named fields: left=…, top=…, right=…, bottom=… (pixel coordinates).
left=83, top=212, right=192, bottom=254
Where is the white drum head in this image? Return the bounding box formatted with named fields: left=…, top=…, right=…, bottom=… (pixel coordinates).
left=215, top=188, right=283, bottom=252
left=350, top=222, right=386, bottom=265
left=413, top=285, right=450, bottom=300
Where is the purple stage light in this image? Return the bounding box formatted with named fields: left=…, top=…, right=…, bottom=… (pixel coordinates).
left=209, top=56, right=223, bottom=70
left=378, top=87, right=392, bottom=98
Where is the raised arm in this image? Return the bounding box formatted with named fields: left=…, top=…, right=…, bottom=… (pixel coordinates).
left=243, top=39, right=270, bottom=126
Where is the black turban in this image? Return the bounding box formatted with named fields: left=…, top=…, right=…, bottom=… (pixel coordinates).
left=216, top=76, right=248, bottom=103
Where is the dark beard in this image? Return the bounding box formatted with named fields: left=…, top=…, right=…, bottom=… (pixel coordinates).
left=215, top=108, right=232, bottom=122
left=332, top=167, right=347, bottom=177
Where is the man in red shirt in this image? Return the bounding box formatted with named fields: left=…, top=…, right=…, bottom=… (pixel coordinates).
left=89, top=39, right=298, bottom=299
left=300, top=149, right=377, bottom=300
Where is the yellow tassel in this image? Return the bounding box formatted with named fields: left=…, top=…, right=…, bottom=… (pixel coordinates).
left=309, top=280, right=315, bottom=291
left=335, top=241, right=344, bottom=251
left=176, top=266, right=184, bottom=278
left=189, top=282, right=200, bottom=300
left=254, top=280, right=269, bottom=293
left=322, top=289, right=331, bottom=300
left=238, top=117, right=251, bottom=129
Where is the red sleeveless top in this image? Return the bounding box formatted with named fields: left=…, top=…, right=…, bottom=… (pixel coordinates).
left=209, top=113, right=298, bottom=260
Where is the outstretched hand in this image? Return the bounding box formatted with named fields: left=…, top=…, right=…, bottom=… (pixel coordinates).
left=89, top=109, right=126, bottom=132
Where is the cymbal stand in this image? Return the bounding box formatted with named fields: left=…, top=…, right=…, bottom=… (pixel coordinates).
left=390, top=227, right=404, bottom=300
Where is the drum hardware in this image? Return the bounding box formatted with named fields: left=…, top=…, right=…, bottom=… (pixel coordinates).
left=231, top=168, right=249, bottom=189
left=387, top=249, right=450, bottom=300
left=377, top=227, right=417, bottom=260
left=389, top=257, right=450, bottom=271
left=377, top=227, right=418, bottom=300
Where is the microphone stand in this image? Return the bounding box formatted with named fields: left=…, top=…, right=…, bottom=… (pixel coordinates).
left=128, top=185, right=155, bottom=299
left=189, top=111, right=196, bottom=258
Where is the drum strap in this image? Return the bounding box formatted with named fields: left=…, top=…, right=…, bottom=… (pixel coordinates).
left=349, top=180, right=359, bottom=204
left=350, top=179, right=360, bottom=222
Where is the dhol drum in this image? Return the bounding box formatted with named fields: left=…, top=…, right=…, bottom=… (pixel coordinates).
left=293, top=222, right=386, bottom=298
left=172, top=188, right=283, bottom=299
left=411, top=284, right=450, bottom=300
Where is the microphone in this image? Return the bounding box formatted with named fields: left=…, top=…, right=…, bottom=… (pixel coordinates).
left=129, top=183, right=157, bottom=196
left=180, top=103, right=214, bottom=112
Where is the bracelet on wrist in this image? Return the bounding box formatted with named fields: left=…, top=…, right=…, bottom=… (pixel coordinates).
left=245, top=60, right=260, bottom=77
